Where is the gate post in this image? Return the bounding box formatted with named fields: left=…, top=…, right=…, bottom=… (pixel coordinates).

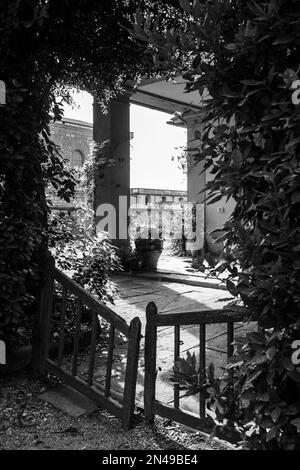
left=144, top=302, right=158, bottom=423
left=31, top=253, right=55, bottom=374
left=122, top=316, right=141, bottom=429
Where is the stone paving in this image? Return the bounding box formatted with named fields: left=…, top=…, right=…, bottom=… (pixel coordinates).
left=156, top=253, right=228, bottom=286
left=100, top=273, right=255, bottom=416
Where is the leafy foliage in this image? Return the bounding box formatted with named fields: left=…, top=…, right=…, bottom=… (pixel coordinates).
left=132, top=0, right=300, bottom=448
left=49, top=140, right=122, bottom=301
left=48, top=209, right=120, bottom=349
left=0, top=0, right=155, bottom=348
left=48, top=145, right=122, bottom=348
left=49, top=211, right=121, bottom=303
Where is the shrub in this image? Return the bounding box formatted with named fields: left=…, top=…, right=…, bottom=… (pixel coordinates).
left=49, top=210, right=121, bottom=303
left=132, top=0, right=300, bottom=448
left=48, top=210, right=121, bottom=348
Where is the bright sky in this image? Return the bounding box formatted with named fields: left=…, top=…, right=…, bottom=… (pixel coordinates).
left=62, top=89, right=187, bottom=191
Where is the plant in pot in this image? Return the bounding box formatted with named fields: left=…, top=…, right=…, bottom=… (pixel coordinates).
left=134, top=225, right=163, bottom=271
left=117, top=245, right=143, bottom=272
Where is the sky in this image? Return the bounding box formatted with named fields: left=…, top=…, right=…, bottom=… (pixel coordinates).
left=62, top=89, right=187, bottom=191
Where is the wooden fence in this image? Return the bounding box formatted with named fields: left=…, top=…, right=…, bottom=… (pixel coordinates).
left=144, top=301, right=256, bottom=440
left=32, top=255, right=141, bottom=429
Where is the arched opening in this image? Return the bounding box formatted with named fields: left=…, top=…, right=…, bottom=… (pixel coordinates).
left=72, top=149, right=84, bottom=168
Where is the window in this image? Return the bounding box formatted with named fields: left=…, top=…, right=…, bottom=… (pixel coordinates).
left=71, top=149, right=84, bottom=168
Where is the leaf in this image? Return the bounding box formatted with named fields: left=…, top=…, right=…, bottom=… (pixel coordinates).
left=132, top=24, right=148, bottom=42
left=231, top=148, right=243, bottom=169
left=291, top=417, right=300, bottom=432
left=179, top=0, right=191, bottom=14
left=248, top=1, right=268, bottom=18
left=253, top=353, right=269, bottom=367
left=194, top=129, right=202, bottom=139
left=192, top=0, right=201, bottom=19
left=291, top=191, right=300, bottom=204
left=240, top=79, right=266, bottom=86
left=247, top=331, right=266, bottom=345
left=286, top=138, right=300, bottom=151
left=225, top=43, right=239, bottom=51
left=266, top=426, right=278, bottom=442
left=176, top=357, right=197, bottom=377
left=271, top=407, right=281, bottom=423
left=245, top=370, right=262, bottom=385
left=293, top=260, right=300, bottom=270
left=206, top=193, right=223, bottom=205
left=207, top=362, right=215, bottom=381
left=266, top=346, right=276, bottom=360
left=221, top=89, right=241, bottom=98
left=226, top=279, right=237, bottom=296
left=273, top=35, right=295, bottom=45
left=288, top=370, right=300, bottom=384
left=245, top=87, right=265, bottom=98
left=134, top=9, right=144, bottom=27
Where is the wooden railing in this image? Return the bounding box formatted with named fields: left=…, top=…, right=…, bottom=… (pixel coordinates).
left=144, top=301, right=256, bottom=439
left=32, top=255, right=141, bottom=429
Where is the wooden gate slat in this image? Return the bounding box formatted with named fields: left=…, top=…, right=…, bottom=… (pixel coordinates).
left=199, top=324, right=206, bottom=418
left=122, top=317, right=141, bottom=429
left=88, top=312, right=99, bottom=386
left=227, top=322, right=234, bottom=358
left=31, top=254, right=55, bottom=374
left=57, top=287, right=67, bottom=367
left=227, top=321, right=234, bottom=385
left=144, top=302, right=158, bottom=423
left=174, top=325, right=180, bottom=409
left=105, top=324, right=115, bottom=397
left=72, top=299, right=82, bottom=376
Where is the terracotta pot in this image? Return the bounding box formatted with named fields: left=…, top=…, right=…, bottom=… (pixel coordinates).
left=143, top=249, right=162, bottom=271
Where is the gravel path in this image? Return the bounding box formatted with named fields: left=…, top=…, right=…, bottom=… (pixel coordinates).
left=0, top=371, right=227, bottom=451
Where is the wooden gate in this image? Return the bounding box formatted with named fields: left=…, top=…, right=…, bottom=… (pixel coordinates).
left=144, top=301, right=257, bottom=441
left=32, top=255, right=141, bottom=429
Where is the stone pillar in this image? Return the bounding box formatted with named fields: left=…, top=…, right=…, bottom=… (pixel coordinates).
left=187, top=119, right=235, bottom=254
left=93, top=95, right=131, bottom=248
left=186, top=119, right=205, bottom=254
left=186, top=121, right=206, bottom=205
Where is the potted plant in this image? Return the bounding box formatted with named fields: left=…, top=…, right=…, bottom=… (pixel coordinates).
left=118, top=245, right=143, bottom=272
left=134, top=225, right=163, bottom=271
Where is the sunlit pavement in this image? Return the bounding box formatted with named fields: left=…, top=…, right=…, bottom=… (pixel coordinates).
left=104, top=273, right=255, bottom=414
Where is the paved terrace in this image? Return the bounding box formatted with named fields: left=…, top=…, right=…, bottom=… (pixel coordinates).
left=96, top=272, right=255, bottom=416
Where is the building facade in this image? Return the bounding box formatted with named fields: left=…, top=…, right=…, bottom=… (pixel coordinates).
left=50, top=117, right=93, bottom=168
left=49, top=118, right=187, bottom=211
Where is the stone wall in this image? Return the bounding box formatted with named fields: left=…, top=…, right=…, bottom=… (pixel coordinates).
left=50, top=117, right=93, bottom=167
left=130, top=188, right=187, bottom=208
left=48, top=118, right=93, bottom=209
